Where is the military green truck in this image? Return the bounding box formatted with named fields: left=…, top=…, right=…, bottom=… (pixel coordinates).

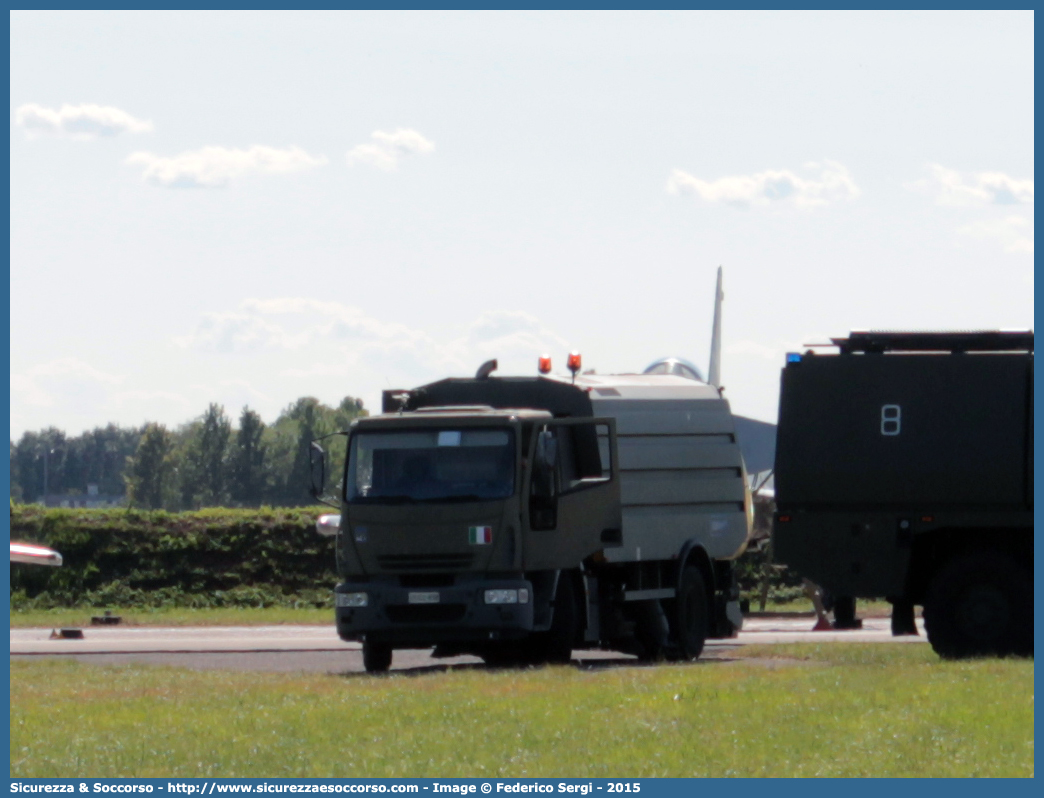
left=311, top=363, right=753, bottom=672
left=772, top=330, right=1033, bottom=659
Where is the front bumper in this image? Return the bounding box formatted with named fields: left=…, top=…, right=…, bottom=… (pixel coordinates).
left=335, top=576, right=535, bottom=646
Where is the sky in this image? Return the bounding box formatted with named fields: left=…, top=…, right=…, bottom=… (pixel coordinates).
left=9, top=10, right=1035, bottom=439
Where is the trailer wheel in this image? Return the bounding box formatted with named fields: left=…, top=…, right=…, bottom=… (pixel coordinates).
left=924, top=552, right=1032, bottom=659
left=674, top=565, right=708, bottom=661
left=362, top=641, right=393, bottom=673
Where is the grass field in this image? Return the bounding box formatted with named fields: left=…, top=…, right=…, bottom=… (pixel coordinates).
left=10, top=644, right=1032, bottom=778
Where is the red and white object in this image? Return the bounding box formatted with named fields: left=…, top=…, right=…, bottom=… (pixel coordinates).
left=10, top=542, right=63, bottom=567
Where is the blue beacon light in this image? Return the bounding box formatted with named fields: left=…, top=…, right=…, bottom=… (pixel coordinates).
left=786, top=352, right=802, bottom=363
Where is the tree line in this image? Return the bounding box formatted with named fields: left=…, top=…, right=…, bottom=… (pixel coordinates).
left=9, top=397, right=366, bottom=510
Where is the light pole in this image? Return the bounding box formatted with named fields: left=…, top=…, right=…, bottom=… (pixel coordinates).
left=41, top=448, right=55, bottom=505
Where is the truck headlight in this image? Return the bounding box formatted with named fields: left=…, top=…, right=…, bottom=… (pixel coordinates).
left=484, top=589, right=529, bottom=605
left=337, top=592, right=368, bottom=608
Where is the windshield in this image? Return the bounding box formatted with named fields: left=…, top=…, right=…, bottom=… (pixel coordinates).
left=346, top=427, right=515, bottom=504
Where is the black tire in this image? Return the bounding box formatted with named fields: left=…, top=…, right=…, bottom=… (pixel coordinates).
left=483, top=642, right=535, bottom=669
left=674, top=565, right=708, bottom=661
left=362, top=640, right=393, bottom=673
left=924, top=552, right=1033, bottom=659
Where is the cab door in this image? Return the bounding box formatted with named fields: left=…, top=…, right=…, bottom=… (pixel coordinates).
left=522, top=417, right=621, bottom=571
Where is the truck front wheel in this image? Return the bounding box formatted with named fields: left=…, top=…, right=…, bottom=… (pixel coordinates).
left=924, top=552, right=1032, bottom=659
left=362, top=641, right=393, bottom=673
left=674, top=565, right=708, bottom=661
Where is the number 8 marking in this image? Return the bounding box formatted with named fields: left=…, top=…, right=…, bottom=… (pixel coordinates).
left=881, top=404, right=901, bottom=436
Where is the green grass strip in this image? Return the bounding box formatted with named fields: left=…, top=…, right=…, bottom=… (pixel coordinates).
left=10, top=645, right=1033, bottom=778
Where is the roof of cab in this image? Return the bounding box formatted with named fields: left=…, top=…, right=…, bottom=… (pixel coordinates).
left=362, top=406, right=552, bottom=425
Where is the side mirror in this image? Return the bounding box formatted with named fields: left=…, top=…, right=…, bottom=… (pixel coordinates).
left=535, top=429, right=558, bottom=469
left=309, top=441, right=326, bottom=499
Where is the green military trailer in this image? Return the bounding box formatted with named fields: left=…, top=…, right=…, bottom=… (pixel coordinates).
left=773, top=330, right=1033, bottom=659
left=312, top=363, right=753, bottom=672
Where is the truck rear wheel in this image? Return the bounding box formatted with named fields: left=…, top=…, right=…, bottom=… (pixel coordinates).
left=924, top=552, right=1032, bottom=659
left=674, top=565, right=708, bottom=661
left=362, top=641, right=393, bottom=673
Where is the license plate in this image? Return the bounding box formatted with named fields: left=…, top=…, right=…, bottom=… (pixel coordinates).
left=408, top=591, right=440, bottom=604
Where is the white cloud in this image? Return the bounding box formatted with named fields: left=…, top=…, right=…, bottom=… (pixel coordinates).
left=213, top=379, right=275, bottom=412
left=10, top=374, right=54, bottom=408
left=11, top=358, right=126, bottom=432
left=10, top=359, right=272, bottom=435
left=959, top=216, right=1034, bottom=254
left=465, top=311, right=570, bottom=359
left=667, top=160, right=860, bottom=209
left=176, top=300, right=573, bottom=412
left=176, top=298, right=438, bottom=355
left=249, top=297, right=430, bottom=349
left=127, top=382, right=278, bottom=425
left=11, top=358, right=123, bottom=409
left=15, top=102, right=153, bottom=139
left=347, top=128, right=435, bottom=171
left=172, top=311, right=297, bottom=352
left=905, top=164, right=1034, bottom=207
left=125, top=145, right=327, bottom=188
left=468, top=310, right=547, bottom=343
left=107, top=389, right=193, bottom=415
left=181, top=301, right=566, bottom=364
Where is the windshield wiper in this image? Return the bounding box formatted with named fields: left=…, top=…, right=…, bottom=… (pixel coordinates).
left=353, top=493, right=499, bottom=505
left=352, top=494, right=418, bottom=504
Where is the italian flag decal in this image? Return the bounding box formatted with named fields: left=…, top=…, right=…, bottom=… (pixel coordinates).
left=468, top=526, right=493, bottom=545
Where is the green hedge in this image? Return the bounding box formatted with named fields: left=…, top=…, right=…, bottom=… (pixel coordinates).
left=10, top=503, right=804, bottom=611
left=9, top=505, right=337, bottom=610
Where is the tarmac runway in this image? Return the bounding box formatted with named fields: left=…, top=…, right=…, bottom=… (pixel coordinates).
left=10, top=615, right=926, bottom=673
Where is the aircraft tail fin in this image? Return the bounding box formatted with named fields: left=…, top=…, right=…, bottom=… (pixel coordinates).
left=708, top=265, right=723, bottom=388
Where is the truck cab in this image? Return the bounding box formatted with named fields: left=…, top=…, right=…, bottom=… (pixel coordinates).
left=328, top=405, right=619, bottom=671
